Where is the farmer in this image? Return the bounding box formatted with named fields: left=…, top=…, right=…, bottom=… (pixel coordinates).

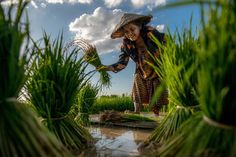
left=99, top=13, right=168, bottom=115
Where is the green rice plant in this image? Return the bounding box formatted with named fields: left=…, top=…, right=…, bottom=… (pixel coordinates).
left=99, top=110, right=156, bottom=122
left=0, top=1, right=72, bottom=156
left=66, top=39, right=111, bottom=88
left=25, top=33, right=93, bottom=153
left=148, top=106, right=194, bottom=144
left=157, top=1, right=236, bottom=157
left=76, top=82, right=99, bottom=126
left=91, top=96, right=135, bottom=113
left=146, top=23, right=200, bottom=145
left=122, top=113, right=156, bottom=122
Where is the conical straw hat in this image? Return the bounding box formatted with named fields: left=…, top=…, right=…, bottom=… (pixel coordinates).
left=111, top=13, right=152, bottom=39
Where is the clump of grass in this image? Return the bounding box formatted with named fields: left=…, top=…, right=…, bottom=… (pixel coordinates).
left=99, top=110, right=156, bottom=122
left=66, top=39, right=111, bottom=88
left=146, top=23, right=200, bottom=145
left=157, top=1, right=236, bottom=157
left=122, top=113, right=156, bottom=122
left=25, top=33, right=93, bottom=153
left=76, top=83, right=99, bottom=126
left=91, top=96, right=135, bottom=113
left=0, top=1, right=72, bottom=156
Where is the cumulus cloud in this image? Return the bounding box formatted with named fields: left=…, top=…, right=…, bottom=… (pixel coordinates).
left=69, top=7, right=123, bottom=54
left=103, top=0, right=123, bottom=8
left=0, top=0, right=20, bottom=5
left=77, top=0, right=93, bottom=4
left=44, top=0, right=92, bottom=4
left=31, top=1, right=38, bottom=8
left=40, top=2, right=47, bottom=8
left=131, top=0, right=166, bottom=9
left=45, top=0, right=63, bottom=4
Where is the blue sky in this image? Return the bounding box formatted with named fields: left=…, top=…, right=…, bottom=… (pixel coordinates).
left=3, top=0, right=202, bottom=95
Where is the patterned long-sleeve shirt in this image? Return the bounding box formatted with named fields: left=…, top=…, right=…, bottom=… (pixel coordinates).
left=110, top=26, right=165, bottom=76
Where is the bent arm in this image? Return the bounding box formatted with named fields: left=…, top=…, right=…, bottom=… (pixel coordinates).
left=110, top=50, right=129, bottom=73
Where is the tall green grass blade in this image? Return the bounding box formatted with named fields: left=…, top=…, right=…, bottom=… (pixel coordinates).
left=25, top=32, right=93, bottom=153
left=156, top=1, right=236, bottom=157
left=0, top=1, right=72, bottom=156
left=145, top=23, right=200, bottom=146
left=76, top=83, right=99, bottom=126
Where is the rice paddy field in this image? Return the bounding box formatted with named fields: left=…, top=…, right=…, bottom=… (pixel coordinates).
left=1, top=0, right=235, bottom=157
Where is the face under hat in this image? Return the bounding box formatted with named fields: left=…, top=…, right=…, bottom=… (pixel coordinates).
left=111, top=13, right=152, bottom=39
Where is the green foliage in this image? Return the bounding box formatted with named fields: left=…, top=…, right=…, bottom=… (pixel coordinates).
left=156, top=1, right=236, bottom=157
left=122, top=114, right=156, bottom=122
left=25, top=33, right=93, bottom=152
left=159, top=112, right=236, bottom=157
left=151, top=26, right=199, bottom=108
left=69, top=39, right=111, bottom=88
left=77, top=83, right=99, bottom=125
left=91, top=96, right=134, bottom=113
left=0, top=0, right=29, bottom=98
left=147, top=24, right=200, bottom=145
left=196, top=1, right=236, bottom=126
left=0, top=1, right=72, bottom=156
left=149, top=107, right=194, bottom=144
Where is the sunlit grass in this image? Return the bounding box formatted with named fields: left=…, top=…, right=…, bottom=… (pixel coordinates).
left=75, top=83, right=99, bottom=126
left=25, top=33, right=93, bottom=153
left=146, top=23, right=200, bottom=145
left=156, top=1, right=236, bottom=157
left=91, top=96, right=134, bottom=113
left=0, top=1, right=72, bottom=156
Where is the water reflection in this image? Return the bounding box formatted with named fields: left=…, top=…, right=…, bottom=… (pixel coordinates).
left=78, top=125, right=152, bottom=157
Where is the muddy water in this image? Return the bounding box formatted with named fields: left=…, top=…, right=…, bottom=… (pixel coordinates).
left=79, top=125, right=153, bottom=157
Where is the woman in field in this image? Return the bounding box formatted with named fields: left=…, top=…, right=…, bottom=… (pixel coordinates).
left=99, top=13, right=168, bottom=115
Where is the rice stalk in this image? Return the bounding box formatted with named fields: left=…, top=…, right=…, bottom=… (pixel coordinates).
left=157, top=1, right=236, bottom=157
left=0, top=101, right=72, bottom=157
left=65, top=38, right=111, bottom=88
left=145, top=23, right=200, bottom=145
left=91, top=96, right=134, bottom=113
left=0, top=1, right=72, bottom=156
left=76, top=82, right=99, bottom=126
left=99, top=110, right=156, bottom=122
left=25, top=33, right=93, bottom=153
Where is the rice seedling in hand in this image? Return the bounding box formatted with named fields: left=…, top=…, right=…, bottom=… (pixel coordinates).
left=69, top=39, right=111, bottom=88
left=157, top=1, right=236, bottom=157
left=25, top=33, right=93, bottom=153
left=76, top=82, right=99, bottom=126
left=145, top=25, right=200, bottom=146
left=0, top=1, right=72, bottom=156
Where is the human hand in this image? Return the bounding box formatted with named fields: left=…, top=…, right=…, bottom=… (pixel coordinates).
left=96, top=65, right=115, bottom=72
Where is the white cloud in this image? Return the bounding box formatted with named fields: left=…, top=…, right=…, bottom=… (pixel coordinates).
left=69, top=7, right=123, bottom=54
left=31, top=1, right=38, bottom=8
left=131, top=0, right=166, bottom=9
left=156, top=24, right=165, bottom=32
left=40, top=2, right=47, bottom=8
left=77, top=0, right=93, bottom=4
left=44, top=0, right=93, bottom=4
left=0, top=0, right=22, bottom=5
left=103, top=0, right=123, bottom=8
left=45, top=0, right=63, bottom=4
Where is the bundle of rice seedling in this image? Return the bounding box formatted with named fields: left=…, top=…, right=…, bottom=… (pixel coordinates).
left=122, top=113, right=156, bottom=122
left=0, top=1, right=72, bottom=156
left=66, top=39, right=111, bottom=88
left=99, top=110, right=155, bottom=123
left=145, top=24, right=200, bottom=145
left=25, top=33, right=93, bottom=153
left=157, top=1, right=236, bottom=157
left=76, top=83, right=99, bottom=126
